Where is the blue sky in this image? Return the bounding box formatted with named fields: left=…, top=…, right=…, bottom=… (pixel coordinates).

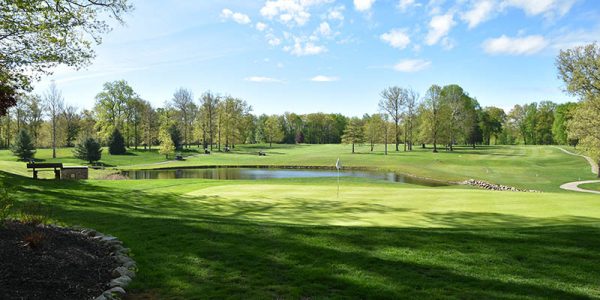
left=34, top=0, right=600, bottom=115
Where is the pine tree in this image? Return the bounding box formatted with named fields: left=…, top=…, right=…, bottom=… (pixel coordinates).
left=73, top=138, right=102, bottom=164
left=11, top=129, right=36, bottom=161
left=108, top=128, right=127, bottom=155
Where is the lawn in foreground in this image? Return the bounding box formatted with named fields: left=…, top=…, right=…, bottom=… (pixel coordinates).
left=9, top=173, right=600, bottom=299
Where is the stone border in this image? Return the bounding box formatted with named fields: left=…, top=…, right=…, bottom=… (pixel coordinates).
left=462, top=179, right=541, bottom=193
left=51, top=225, right=137, bottom=300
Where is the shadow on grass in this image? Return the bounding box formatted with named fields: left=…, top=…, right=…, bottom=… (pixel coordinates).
left=3, top=172, right=600, bottom=299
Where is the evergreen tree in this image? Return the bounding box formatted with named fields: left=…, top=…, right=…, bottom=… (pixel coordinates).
left=108, top=128, right=127, bottom=155
left=168, top=124, right=183, bottom=151
left=11, top=129, right=36, bottom=161
left=73, top=138, right=102, bottom=164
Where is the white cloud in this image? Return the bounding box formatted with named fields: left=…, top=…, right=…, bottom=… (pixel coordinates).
left=244, top=76, right=283, bottom=83
left=327, top=5, right=345, bottom=21
left=461, top=0, right=495, bottom=29
left=317, top=22, right=332, bottom=36
left=289, top=40, right=327, bottom=56
left=380, top=28, right=411, bottom=49
left=260, top=0, right=333, bottom=26
left=482, top=34, right=549, bottom=55
left=267, top=33, right=282, bottom=46
left=397, top=0, right=418, bottom=12
left=393, top=59, right=431, bottom=72
left=501, top=0, right=576, bottom=18
left=220, top=8, right=251, bottom=25
left=354, top=0, right=376, bottom=12
left=425, top=12, right=456, bottom=46
left=310, top=75, right=339, bottom=82
left=256, top=22, right=268, bottom=31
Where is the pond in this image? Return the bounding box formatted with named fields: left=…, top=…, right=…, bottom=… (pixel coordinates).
left=121, top=167, right=449, bottom=187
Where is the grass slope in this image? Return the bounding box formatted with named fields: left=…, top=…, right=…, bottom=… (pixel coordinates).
left=579, top=182, right=600, bottom=191
left=6, top=172, right=600, bottom=299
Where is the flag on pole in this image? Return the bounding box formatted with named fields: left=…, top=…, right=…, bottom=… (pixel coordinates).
left=336, top=158, right=341, bottom=198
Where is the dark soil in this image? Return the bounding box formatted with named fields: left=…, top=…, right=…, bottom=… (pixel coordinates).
left=0, top=221, right=118, bottom=300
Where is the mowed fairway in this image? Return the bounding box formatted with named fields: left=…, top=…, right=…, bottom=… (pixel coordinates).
left=2, top=145, right=600, bottom=298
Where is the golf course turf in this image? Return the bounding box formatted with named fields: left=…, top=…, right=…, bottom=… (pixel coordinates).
left=2, top=144, right=599, bottom=298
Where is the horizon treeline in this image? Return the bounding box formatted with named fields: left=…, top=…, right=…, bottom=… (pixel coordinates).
left=0, top=80, right=580, bottom=152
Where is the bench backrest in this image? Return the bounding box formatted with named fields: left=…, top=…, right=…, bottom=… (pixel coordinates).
left=26, top=163, right=63, bottom=169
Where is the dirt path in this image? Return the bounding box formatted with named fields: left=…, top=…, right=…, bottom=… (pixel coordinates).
left=552, top=146, right=600, bottom=194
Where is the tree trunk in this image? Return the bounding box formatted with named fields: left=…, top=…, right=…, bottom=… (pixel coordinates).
left=52, top=117, right=56, bottom=158
left=352, top=142, right=355, bottom=154
left=433, top=139, right=438, bottom=153
left=395, top=123, right=399, bottom=151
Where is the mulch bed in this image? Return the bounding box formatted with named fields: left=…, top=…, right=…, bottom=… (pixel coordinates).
left=0, top=221, right=119, bottom=300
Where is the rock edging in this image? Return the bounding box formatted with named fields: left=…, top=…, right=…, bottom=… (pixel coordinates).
left=462, top=179, right=541, bottom=193
left=66, top=226, right=136, bottom=300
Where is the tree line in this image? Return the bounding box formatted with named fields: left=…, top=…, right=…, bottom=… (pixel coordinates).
left=0, top=80, right=581, bottom=156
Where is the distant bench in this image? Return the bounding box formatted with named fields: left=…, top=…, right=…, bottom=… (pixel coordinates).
left=27, top=163, right=63, bottom=179
left=26, top=163, right=88, bottom=180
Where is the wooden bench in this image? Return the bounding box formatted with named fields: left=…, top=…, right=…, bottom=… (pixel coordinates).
left=26, top=163, right=63, bottom=179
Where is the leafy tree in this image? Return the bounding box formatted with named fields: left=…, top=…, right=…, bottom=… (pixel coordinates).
left=379, top=86, right=404, bottom=151
left=73, top=138, right=102, bottom=164
left=404, top=88, right=419, bottom=151
left=364, top=114, right=384, bottom=151
left=63, top=105, right=81, bottom=147
left=557, top=43, right=600, bottom=175
left=263, top=115, right=284, bottom=148
left=342, top=117, right=365, bottom=153
left=43, top=82, right=64, bottom=158
left=11, top=129, right=35, bottom=161
left=159, top=130, right=175, bottom=159
left=0, top=0, right=132, bottom=112
left=552, top=102, right=577, bottom=145
left=94, top=80, right=137, bottom=140
left=480, top=107, right=506, bottom=145
left=171, top=88, right=195, bottom=148
left=199, top=91, right=220, bottom=150
left=107, top=128, right=126, bottom=155
left=419, top=85, right=447, bottom=152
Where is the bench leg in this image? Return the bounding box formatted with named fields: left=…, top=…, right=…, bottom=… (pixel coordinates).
left=33, top=170, right=38, bottom=179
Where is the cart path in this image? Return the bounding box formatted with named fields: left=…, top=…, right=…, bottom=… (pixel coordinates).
left=552, top=146, right=600, bottom=194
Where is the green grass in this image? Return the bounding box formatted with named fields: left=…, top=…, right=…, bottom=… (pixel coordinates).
left=2, top=144, right=599, bottom=298
left=579, top=182, right=600, bottom=191
left=1, top=144, right=595, bottom=191
left=5, top=173, right=600, bottom=299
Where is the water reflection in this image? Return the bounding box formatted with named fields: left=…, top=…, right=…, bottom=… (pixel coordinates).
left=121, top=167, right=448, bottom=187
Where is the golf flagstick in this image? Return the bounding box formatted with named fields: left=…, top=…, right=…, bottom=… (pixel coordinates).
left=336, top=158, right=341, bottom=198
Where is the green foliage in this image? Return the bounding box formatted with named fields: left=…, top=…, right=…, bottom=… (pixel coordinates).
left=263, top=115, right=284, bottom=147
left=11, top=129, right=36, bottom=161
left=552, top=103, right=577, bottom=145
left=108, top=128, right=127, bottom=155
left=73, top=138, right=102, bottom=164
left=557, top=43, right=600, bottom=170
left=0, top=181, right=15, bottom=225
left=168, top=124, right=183, bottom=151
left=19, top=201, right=51, bottom=226
left=159, top=130, right=175, bottom=159
left=0, top=0, right=132, bottom=103
left=342, top=117, right=365, bottom=153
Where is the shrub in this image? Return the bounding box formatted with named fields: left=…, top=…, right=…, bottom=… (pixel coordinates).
left=0, top=181, right=15, bottom=226
left=74, top=137, right=102, bottom=164
left=20, top=201, right=51, bottom=226
left=108, top=128, right=126, bottom=155
left=11, top=129, right=36, bottom=161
